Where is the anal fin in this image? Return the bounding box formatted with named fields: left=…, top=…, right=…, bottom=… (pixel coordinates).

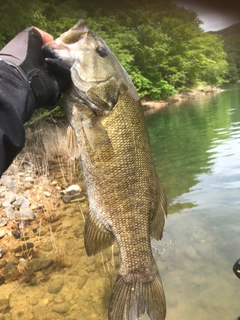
left=84, top=212, right=115, bottom=256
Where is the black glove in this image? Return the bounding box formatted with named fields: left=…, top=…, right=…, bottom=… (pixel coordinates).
left=0, top=27, right=71, bottom=109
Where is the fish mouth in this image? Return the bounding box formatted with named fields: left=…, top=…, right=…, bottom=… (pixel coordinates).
left=70, top=84, right=114, bottom=112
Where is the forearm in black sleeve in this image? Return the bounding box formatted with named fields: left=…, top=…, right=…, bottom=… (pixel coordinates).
left=0, top=60, right=37, bottom=177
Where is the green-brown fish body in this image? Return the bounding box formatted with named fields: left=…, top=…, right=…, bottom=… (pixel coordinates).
left=48, top=20, right=167, bottom=320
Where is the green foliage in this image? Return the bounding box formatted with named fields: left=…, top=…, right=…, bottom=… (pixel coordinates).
left=0, top=0, right=229, bottom=100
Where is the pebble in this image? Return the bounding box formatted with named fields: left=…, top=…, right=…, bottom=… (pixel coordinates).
left=18, top=220, right=30, bottom=228
left=14, top=196, right=28, bottom=209
left=52, top=301, right=70, bottom=314
left=63, top=184, right=82, bottom=194
left=41, top=242, right=53, bottom=252
left=24, top=177, right=34, bottom=184
left=77, top=274, right=88, bottom=289
left=13, top=242, right=34, bottom=253
left=20, top=198, right=30, bottom=208
left=0, top=260, right=6, bottom=268
left=44, top=191, right=51, bottom=197
left=1, top=202, right=11, bottom=209
left=0, top=230, right=6, bottom=239
left=0, top=248, right=5, bottom=258
left=0, top=276, right=5, bottom=286
left=2, top=176, right=16, bottom=190
left=12, top=230, right=21, bottom=239
left=4, top=191, right=16, bottom=204
left=32, top=258, right=54, bottom=272
left=28, top=297, right=39, bottom=306
left=48, top=278, right=64, bottom=294
left=15, top=207, right=35, bottom=220
left=0, top=299, right=10, bottom=314
left=53, top=294, right=64, bottom=304
left=4, top=207, right=14, bottom=219
left=3, top=262, right=19, bottom=281
left=0, top=218, right=8, bottom=228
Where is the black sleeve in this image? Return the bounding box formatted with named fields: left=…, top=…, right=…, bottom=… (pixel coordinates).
left=0, top=60, right=37, bottom=177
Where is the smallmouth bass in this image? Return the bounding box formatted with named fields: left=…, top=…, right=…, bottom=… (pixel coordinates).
left=48, top=20, right=167, bottom=320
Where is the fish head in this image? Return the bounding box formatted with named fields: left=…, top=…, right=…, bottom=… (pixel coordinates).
left=47, top=19, right=137, bottom=112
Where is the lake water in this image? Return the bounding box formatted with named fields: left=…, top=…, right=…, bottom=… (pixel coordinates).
left=146, top=84, right=240, bottom=320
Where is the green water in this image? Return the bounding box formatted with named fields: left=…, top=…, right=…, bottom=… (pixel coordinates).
left=146, top=84, right=240, bottom=320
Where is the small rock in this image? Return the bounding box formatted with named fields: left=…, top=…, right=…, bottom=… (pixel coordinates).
left=12, top=230, right=21, bottom=239
left=0, top=218, right=8, bottom=228
left=20, top=198, right=30, bottom=208
left=4, top=207, right=14, bottom=219
left=8, top=164, right=18, bottom=174
left=3, top=262, right=19, bottom=281
left=0, top=298, right=10, bottom=314
left=13, top=196, right=29, bottom=209
left=1, top=202, right=11, bottom=209
left=25, top=182, right=33, bottom=189
left=15, top=207, right=35, bottom=220
left=0, top=259, right=6, bottom=268
left=52, top=302, right=70, bottom=314
left=0, top=186, right=7, bottom=198
left=44, top=191, right=51, bottom=197
left=41, top=242, right=53, bottom=252
left=63, top=185, right=82, bottom=195
left=0, top=276, right=5, bottom=286
left=0, top=230, right=6, bottom=239
left=18, top=220, right=30, bottom=228
left=32, top=258, right=54, bottom=271
left=13, top=242, right=34, bottom=253
left=4, top=191, right=16, bottom=204
left=28, top=297, right=39, bottom=306
left=54, top=294, right=64, bottom=304
left=51, top=180, right=58, bottom=186
left=2, top=176, right=16, bottom=190
left=77, top=274, right=88, bottom=289
left=48, top=278, right=64, bottom=294
left=0, top=248, right=5, bottom=258
left=24, top=177, right=34, bottom=183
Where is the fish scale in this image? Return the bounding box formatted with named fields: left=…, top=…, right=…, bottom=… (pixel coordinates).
left=48, top=19, right=167, bottom=320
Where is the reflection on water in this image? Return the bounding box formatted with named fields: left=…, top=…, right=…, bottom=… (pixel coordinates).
left=147, top=84, right=240, bottom=320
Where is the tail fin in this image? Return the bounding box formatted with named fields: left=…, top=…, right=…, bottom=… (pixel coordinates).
left=108, top=274, right=166, bottom=320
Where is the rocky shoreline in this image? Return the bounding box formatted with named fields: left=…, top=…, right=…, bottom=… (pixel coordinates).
left=0, top=162, right=86, bottom=282
left=142, top=85, right=223, bottom=114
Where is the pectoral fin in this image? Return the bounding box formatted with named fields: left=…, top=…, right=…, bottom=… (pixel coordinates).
left=67, top=126, right=81, bottom=160
left=150, top=180, right=167, bottom=240
left=81, top=112, right=114, bottom=160
left=82, top=117, right=111, bottom=151
left=84, top=212, right=115, bottom=256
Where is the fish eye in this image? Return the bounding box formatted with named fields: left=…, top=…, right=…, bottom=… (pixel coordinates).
left=96, top=46, right=108, bottom=57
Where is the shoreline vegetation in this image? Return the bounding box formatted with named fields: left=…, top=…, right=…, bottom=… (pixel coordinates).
left=142, top=85, right=223, bottom=114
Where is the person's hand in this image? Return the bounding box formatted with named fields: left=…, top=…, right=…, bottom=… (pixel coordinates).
left=0, top=27, right=71, bottom=109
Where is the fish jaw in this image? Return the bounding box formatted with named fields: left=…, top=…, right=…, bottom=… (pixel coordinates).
left=47, top=20, right=89, bottom=68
